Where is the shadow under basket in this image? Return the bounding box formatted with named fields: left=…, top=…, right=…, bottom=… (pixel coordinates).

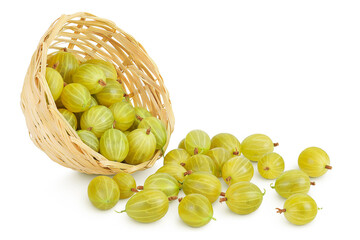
left=20, top=12, right=175, bottom=175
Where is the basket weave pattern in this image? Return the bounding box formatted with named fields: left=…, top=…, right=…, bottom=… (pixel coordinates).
left=21, top=12, right=175, bottom=175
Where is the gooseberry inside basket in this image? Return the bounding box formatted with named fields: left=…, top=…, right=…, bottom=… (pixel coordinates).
left=20, top=12, right=175, bottom=175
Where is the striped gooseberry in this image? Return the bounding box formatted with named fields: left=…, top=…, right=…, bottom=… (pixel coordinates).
left=298, top=147, right=332, bottom=177
left=80, top=105, right=114, bottom=138
left=125, top=128, right=156, bottom=165
left=271, top=169, right=315, bottom=198
left=72, top=64, right=106, bottom=94
left=185, top=154, right=216, bottom=175
left=113, top=172, right=137, bottom=199
left=138, top=117, right=167, bottom=151
left=258, top=152, right=285, bottom=179
left=45, top=67, right=63, bottom=101
left=182, top=172, right=222, bottom=203
left=178, top=138, right=185, bottom=149
left=276, top=193, right=318, bottom=225
left=241, top=134, right=278, bottom=162
left=206, top=147, right=232, bottom=177
left=178, top=194, right=215, bottom=228
left=95, top=79, right=124, bottom=107
left=156, top=164, right=190, bottom=183
left=47, top=49, right=79, bottom=83
left=210, top=133, right=241, bottom=156
left=109, top=102, right=135, bottom=131
left=58, top=108, right=77, bottom=130
left=141, top=173, right=181, bottom=198
left=184, top=130, right=211, bottom=155
left=77, top=130, right=99, bottom=152
left=75, top=96, right=98, bottom=124
left=220, top=181, right=265, bottom=215
left=100, top=128, right=129, bottom=162
left=61, top=83, right=91, bottom=113
left=222, top=156, right=254, bottom=185
left=87, top=176, right=120, bottom=210
left=120, top=190, right=169, bottom=223
left=82, top=59, right=117, bottom=81
left=163, top=148, right=190, bottom=167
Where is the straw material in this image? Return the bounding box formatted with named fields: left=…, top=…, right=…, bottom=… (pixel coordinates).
left=20, top=12, right=175, bottom=175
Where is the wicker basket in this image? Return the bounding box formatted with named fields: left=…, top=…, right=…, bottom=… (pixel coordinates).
left=20, top=12, right=175, bottom=175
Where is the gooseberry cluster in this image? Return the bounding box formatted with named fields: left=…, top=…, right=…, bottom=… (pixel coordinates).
left=86, top=130, right=332, bottom=227
left=46, top=49, right=167, bottom=165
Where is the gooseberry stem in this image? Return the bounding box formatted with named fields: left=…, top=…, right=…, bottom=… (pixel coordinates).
left=274, top=142, right=279, bottom=147
left=136, top=115, right=143, bottom=121
left=178, top=197, right=183, bottom=202
left=220, top=192, right=226, bottom=197
left=325, top=165, right=332, bottom=170
left=117, top=79, right=122, bottom=84
left=310, top=182, right=316, bottom=186
left=194, top=148, right=199, bottom=155
left=87, top=127, right=93, bottom=131
left=115, top=210, right=126, bottom=214
left=131, top=188, right=138, bottom=192
left=276, top=208, right=286, bottom=214
left=63, top=47, right=68, bottom=52
left=225, top=176, right=232, bottom=184
left=211, top=217, right=217, bottom=221
left=146, top=128, right=151, bottom=135
left=98, top=79, right=106, bottom=86
left=270, top=183, right=275, bottom=189
left=264, top=167, right=270, bottom=171
left=219, top=197, right=227, bottom=203
left=180, top=162, right=186, bottom=167
left=233, top=148, right=240, bottom=156
left=52, top=62, right=59, bottom=69
left=137, top=186, right=144, bottom=190
left=184, top=170, right=192, bottom=176
left=168, top=196, right=178, bottom=201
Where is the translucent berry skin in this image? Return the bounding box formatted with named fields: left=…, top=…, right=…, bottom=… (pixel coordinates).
left=272, top=170, right=312, bottom=198
left=223, top=182, right=265, bottom=215
left=182, top=172, right=222, bottom=203
left=143, top=173, right=181, bottom=197
left=87, top=176, right=120, bottom=210
left=45, top=67, right=63, bottom=101
left=72, top=64, right=107, bottom=94
left=178, top=138, right=186, bottom=149
left=77, top=130, right=99, bottom=152
left=100, top=129, right=129, bottom=162
left=185, top=130, right=211, bottom=155
left=206, top=147, right=232, bottom=177
left=95, top=79, right=124, bottom=107
left=83, top=59, right=117, bottom=81
left=156, top=164, right=188, bottom=183
left=298, top=147, right=331, bottom=177
left=123, top=190, right=169, bottom=223
left=178, top=194, right=214, bottom=227
left=61, top=83, right=92, bottom=113
left=125, top=128, right=156, bottom=165
left=163, top=149, right=190, bottom=167
left=186, top=154, right=216, bottom=175
left=109, top=102, right=135, bottom=131
left=130, top=107, right=152, bottom=130
left=241, top=134, right=275, bottom=162
left=113, top=172, right=137, bottom=199
left=138, top=117, right=167, bottom=150
left=280, top=193, right=318, bottom=225
left=222, top=156, right=254, bottom=185
left=58, top=108, right=77, bottom=130
left=80, top=105, right=114, bottom=138
left=210, top=133, right=241, bottom=156
left=258, top=152, right=285, bottom=179
left=47, top=50, right=79, bottom=83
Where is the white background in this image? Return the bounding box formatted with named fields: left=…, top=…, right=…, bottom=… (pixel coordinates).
left=1, top=0, right=359, bottom=239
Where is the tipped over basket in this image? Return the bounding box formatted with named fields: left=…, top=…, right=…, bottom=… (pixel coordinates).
left=20, top=12, right=175, bottom=175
